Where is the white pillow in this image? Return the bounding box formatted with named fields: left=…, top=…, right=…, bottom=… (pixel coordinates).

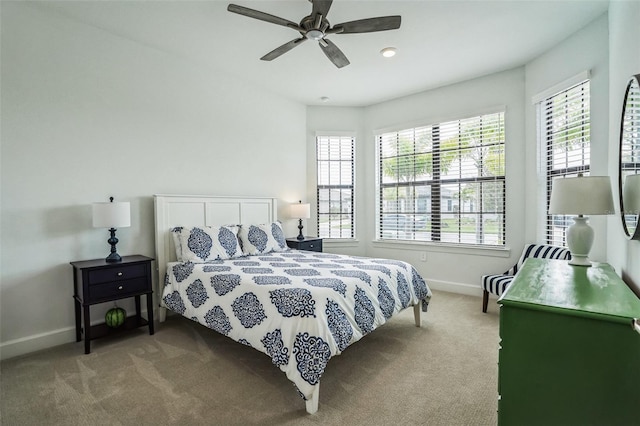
left=170, top=227, right=184, bottom=261
left=173, top=226, right=242, bottom=262
left=238, top=222, right=287, bottom=255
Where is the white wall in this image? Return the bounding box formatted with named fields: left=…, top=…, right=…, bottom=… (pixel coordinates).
left=0, top=3, right=306, bottom=359
left=364, top=69, right=526, bottom=295
left=607, top=0, right=640, bottom=295
left=308, top=68, right=525, bottom=295
left=305, top=106, right=366, bottom=255
left=306, top=13, right=610, bottom=297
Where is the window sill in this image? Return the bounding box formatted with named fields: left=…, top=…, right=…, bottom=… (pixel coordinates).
left=322, top=238, right=361, bottom=248
left=372, top=240, right=511, bottom=258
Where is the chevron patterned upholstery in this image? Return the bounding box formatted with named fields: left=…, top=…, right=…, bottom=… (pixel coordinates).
left=481, top=243, right=570, bottom=312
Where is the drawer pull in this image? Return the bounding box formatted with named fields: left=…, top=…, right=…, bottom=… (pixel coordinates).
left=117, top=272, right=123, bottom=277
left=309, top=244, right=314, bottom=248
left=118, top=285, right=123, bottom=290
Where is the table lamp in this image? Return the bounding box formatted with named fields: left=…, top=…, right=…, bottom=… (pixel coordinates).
left=92, top=197, right=131, bottom=262
left=549, top=175, right=614, bottom=266
left=290, top=200, right=311, bottom=241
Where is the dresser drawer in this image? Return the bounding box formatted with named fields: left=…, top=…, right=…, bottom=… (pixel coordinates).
left=89, top=277, right=150, bottom=302
left=88, top=263, right=146, bottom=285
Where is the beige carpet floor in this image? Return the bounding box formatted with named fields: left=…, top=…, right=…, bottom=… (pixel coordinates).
left=0, top=291, right=500, bottom=425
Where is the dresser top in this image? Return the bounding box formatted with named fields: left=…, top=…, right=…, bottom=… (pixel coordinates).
left=500, top=258, right=640, bottom=322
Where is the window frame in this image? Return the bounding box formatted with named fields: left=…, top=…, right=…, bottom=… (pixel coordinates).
left=537, top=78, right=591, bottom=246
left=315, top=133, right=356, bottom=240
left=375, top=110, right=506, bottom=248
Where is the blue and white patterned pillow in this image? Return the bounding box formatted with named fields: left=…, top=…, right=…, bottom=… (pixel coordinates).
left=238, top=222, right=288, bottom=255
left=173, top=226, right=242, bottom=262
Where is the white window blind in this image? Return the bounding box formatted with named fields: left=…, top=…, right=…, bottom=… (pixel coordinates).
left=316, top=135, right=355, bottom=238
left=541, top=80, right=590, bottom=246
left=621, top=78, right=640, bottom=230
left=377, top=112, right=505, bottom=246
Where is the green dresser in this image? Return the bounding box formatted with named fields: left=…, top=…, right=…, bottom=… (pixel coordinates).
left=498, top=258, right=640, bottom=425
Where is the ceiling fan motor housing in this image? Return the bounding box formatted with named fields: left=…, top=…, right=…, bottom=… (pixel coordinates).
left=300, top=15, right=330, bottom=39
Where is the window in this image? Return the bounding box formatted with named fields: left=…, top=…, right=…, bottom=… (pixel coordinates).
left=539, top=80, right=590, bottom=246
left=316, top=135, right=355, bottom=238
left=377, top=112, right=505, bottom=246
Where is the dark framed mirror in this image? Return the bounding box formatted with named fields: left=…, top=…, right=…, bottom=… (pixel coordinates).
left=619, top=74, right=640, bottom=240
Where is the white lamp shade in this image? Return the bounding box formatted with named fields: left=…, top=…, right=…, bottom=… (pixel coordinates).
left=92, top=201, right=131, bottom=228
left=623, top=174, right=640, bottom=214
left=549, top=176, right=614, bottom=215
left=290, top=203, right=311, bottom=219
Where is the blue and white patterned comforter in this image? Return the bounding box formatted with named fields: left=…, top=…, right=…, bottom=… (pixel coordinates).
left=161, top=249, right=432, bottom=402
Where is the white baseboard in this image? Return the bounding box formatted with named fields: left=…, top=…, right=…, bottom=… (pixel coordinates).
left=0, top=326, right=77, bottom=361
left=426, top=278, right=484, bottom=297
left=1, top=310, right=151, bottom=361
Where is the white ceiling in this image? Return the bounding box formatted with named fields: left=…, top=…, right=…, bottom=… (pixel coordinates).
left=41, top=0, right=609, bottom=107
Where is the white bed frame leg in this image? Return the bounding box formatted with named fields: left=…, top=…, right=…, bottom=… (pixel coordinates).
left=159, top=306, right=167, bottom=323
left=305, top=384, right=319, bottom=414
left=413, top=304, right=421, bottom=327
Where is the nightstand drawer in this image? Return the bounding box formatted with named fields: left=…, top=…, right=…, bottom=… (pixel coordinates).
left=89, top=277, right=149, bottom=302
left=88, top=264, right=146, bottom=285
left=286, top=238, right=323, bottom=252
left=295, top=240, right=322, bottom=252
left=287, top=238, right=322, bottom=252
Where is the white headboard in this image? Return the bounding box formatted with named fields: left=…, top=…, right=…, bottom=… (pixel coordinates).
left=153, top=194, right=278, bottom=320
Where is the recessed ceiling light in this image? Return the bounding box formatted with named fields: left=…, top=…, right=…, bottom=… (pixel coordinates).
left=320, top=96, right=330, bottom=103
left=380, top=47, right=397, bottom=58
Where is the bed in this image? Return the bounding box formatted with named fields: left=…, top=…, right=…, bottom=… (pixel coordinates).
left=153, top=194, right=432, bottom=414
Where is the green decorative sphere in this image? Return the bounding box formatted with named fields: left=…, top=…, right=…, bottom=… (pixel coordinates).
left=105, top=306, right=126, bottom=328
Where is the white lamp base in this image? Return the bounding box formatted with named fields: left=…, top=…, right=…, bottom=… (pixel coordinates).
left=566, top=216, right=594, bottom=267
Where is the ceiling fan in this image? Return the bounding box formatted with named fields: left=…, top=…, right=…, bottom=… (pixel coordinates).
left=227, top=0, right=401, bottom=68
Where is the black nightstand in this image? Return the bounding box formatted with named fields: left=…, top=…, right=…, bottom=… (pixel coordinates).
left=71, top=255, right=154, bottom=354
left=286, top=237, right=323, bottom=252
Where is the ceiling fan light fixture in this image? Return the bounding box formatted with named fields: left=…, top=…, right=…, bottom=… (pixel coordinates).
left=306, top=29, right=324, bottom=40
left=381, top=47, right=397, bottom=58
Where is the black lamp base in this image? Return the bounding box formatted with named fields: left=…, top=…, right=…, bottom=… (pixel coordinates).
left=297, top=219, right=305, bottom=241
left=106, top=228, right=122, bottom=263
left=105, top=252, right=122, bottom=263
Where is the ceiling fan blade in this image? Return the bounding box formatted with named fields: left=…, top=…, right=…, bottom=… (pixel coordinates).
left=261, top=38, right=307, bottom=61
left=227, top=4, right=300, bottom=30
left=311, top=0, right=333, bottom=20
left=319, top=38, right=350, bottom=68
left=331, top=16, right=401, bottom=34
